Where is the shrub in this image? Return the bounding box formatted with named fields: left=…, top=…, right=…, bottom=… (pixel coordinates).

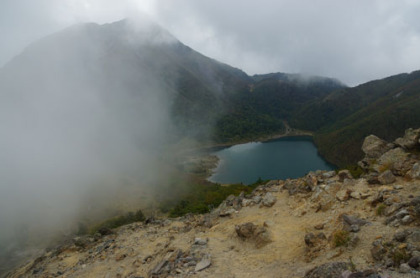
left=332, top=230, right=350, bottom=247
left=166, top=178, right=267, bottom=218
left=375, top=204, right=386, bottom=216
left=391, top=249, right=409, bottom=266
left=343, top=164, right=365, bottom=179
left=90, top=209, right=145, bottom=234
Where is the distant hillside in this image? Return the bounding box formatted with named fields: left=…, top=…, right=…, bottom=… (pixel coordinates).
left=0, top=19, right=347, bottom=146
left=214, top=72, right=345, bottom=142
left=0, top=19, right=252, bottom=143
left=290, top=70, right=420, bottom=166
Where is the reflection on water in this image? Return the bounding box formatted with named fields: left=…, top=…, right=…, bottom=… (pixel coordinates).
left=229, top=142, right=261, bottom=152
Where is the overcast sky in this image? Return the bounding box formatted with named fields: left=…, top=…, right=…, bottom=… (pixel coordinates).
left=1, top=0, right=420, bottom=85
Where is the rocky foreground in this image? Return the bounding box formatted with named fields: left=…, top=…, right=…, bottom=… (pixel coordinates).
left=7, top=129, right=420, bottom=278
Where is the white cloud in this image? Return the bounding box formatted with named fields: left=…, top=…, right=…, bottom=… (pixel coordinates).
left=1, top=0, right=420, bottom=85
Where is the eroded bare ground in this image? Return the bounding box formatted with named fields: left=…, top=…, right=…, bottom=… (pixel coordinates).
left=7, top=129, right=420, bottom=278
left=7, top=176, right=419, bottom=278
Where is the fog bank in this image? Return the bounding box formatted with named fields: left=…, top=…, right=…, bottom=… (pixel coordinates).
left=0, top=18, right=183, bottom=270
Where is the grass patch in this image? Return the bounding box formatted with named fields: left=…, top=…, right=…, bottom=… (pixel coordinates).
left=378, top=162, right=392, bottom=173
left=89, top=209, right=145, bottom=234
left=342, top=164, right=365, bottom=179
left=165, top=178, right=266, bottom=218
left=391, top=249, right=410, bottom=266
left=332, top=230, right=350, bottom=247
left=375, top=204, right=386, bottom=216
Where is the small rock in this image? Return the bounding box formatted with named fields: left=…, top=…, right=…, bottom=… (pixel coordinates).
left=394, top=230, right=410, bottom=242
left=371, top=241, right=386, bottom=261
left=399, top=263, right=411, bottom=273
left=341, top=270, right=352, bottom=278
left=195, top=255, right=211, bottom=272
left=350, top=192, right=361, bottom=199
left=304, top=262, right=351, bottom=278
left=378, top=170, right=396, bottom=185
left=338, top=170, right=353, bottom=182
left=366, top=174, right=380, bottom=185
left=194, top=238, right=207, bottom=245
left=342, top=214, right=369, bottom=226
left=151, top=260, right=168, bottom=275
left=401, top=215, right=413, bottom=225
left=115, top=253, right=126, bottom=261
left=305, top=233, right=316, bottom=247
left=314, top=223, right=324, bottom=230
left=235, top=222, right=271, bottom=248
left=350, top=225, right=360, bottom=233
left=348, top=234, right=360, bottom=247
left=235, top=222, right=256, bottom=239
left=241, top=199, right=253, bottom=207
left=262, top=192, right=277, bottom=207
left=322, top=171, right=336, bottom=179
left=336, top=190, right=350, bottom=201
left=393, top=184, right=403, bottom=190
left=263, top=220, right=274, bottom=227
left=219, top=208, right=236, bottom=217
left=408, top=256, right=420, bottom=269
left=252, top=195, right=262, bottom=204
left=396, top=209, right=409, bottom=219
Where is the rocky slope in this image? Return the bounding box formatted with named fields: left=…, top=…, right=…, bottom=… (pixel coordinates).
left=7, top=129, right=420, bottom=278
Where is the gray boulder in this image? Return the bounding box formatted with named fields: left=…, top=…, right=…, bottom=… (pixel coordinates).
left=407, top=163, right=420, bottom=180
left=374, top=148, right=414, bottom=176
left=261, top=192, right=277, bottom=207
left=362, top=135, right=391, bottom=158
left=378, top=170, right=396, bottom=184
left=394, top=128, right=420, bottom=149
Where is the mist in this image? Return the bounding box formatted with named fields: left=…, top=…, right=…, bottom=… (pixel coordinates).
left=0, top=18, right=190, bottom=270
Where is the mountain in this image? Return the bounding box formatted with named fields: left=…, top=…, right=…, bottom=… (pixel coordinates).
left=290, top=70, right=420, bottom=166
left=0, top=18, right=344, bottom=274
left=0, top=19, right=251, bottom=143
left=0, top=18, right=345, bottom=146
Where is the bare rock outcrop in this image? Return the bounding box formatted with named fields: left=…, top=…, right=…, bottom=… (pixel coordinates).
left=394, top=128, right=420, bottom=150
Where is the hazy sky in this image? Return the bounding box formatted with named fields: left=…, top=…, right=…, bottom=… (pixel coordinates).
left=1, top=0, right=420, bottom=85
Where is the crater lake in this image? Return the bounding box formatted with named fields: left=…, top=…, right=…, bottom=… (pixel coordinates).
left=208, top=136, right=335, bottom=185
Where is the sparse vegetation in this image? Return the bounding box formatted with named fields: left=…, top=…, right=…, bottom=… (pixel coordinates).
left=378, top=162, right=392, bottom=173
left=332, top=230, right=350, bottom=247
left=165, top=178, right=266, bottom=218
left=89, top=209, right=145, bottom=234
left=391, top=248, right=410, bottom=266
left=375, top=204, right=386, bottom=216
left=344, top=164, right=365, bottom=179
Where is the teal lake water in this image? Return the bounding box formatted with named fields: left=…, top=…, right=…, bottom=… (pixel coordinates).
left=208, top=136, right=335, bottom=185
